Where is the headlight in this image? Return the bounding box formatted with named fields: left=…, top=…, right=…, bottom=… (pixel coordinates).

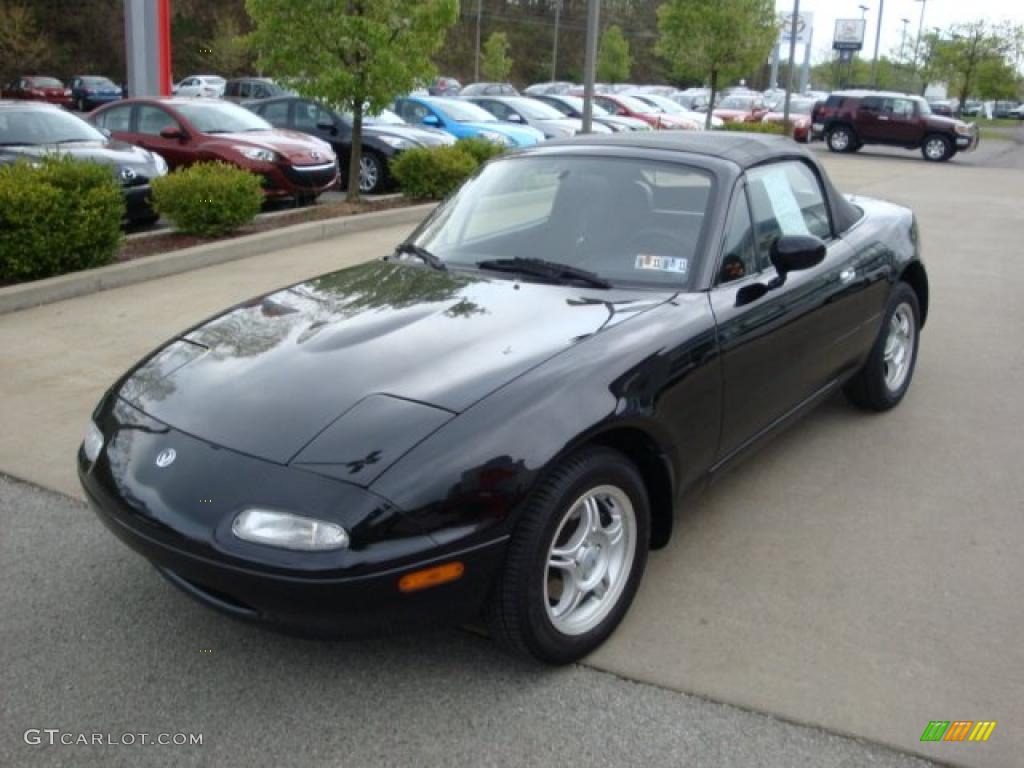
left=82, top=421, right=104, bottom=463
left=150, top=151, right=168, bottom=175
left=379, top=135, right=414, bottom=149
left=237, top=146, right=278, bottom=163
left=479, top=130, right=512, bottom=146
left=954, top=123, right=973, bottom=136
left=232, top=508, right=349, bottom=551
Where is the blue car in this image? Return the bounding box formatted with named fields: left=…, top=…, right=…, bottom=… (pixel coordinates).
left=70, top=75, right=122, bottom=112
left=393, top=96, right=544, bottom=147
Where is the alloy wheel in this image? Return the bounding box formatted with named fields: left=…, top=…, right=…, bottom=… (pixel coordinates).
left=829, top=128, right=850, bottom=152
left=359, top=155, right=380, bottom=193
left=924, top=138, right=947, bottom=160
left=883, top=303, right=915, bottom=392
left=544, top=484, right=637, bottom=636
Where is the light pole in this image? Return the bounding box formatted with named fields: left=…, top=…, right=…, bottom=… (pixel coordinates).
left=913, top=0, right=927, bottom=67
left=870, top=0, right=884, bottom=88
left=782, top=0, right=800, bottom=128
left=551, top=0, right=561, bottom=82
left=474, top=0, right=482, bottom=82
left=900, top=17, right=910, bottom=64
left=581, top=0, right=601, bottom=133
left=859, top=4, right=869, bottom=20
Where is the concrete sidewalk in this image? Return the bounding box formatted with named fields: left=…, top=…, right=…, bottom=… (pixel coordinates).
left=2, top=148, right=1022, bottom=766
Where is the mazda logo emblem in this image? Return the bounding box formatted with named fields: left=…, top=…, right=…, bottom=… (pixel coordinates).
left=119, top=167, right=137, bottom=183
left=155, top=448, right=177, bottom=468
left=311, top=151, right=322, bottom=161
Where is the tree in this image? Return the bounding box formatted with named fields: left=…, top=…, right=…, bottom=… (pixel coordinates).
left=246, top=0, right=458, bottom=201
left=0, top=2, right=52, bottom=83
left=481, top=31, right=512, bottom=82
left=203, top=17, right=252, bottom=77
left=931, top=21, right=1019, bottom=110
left=597, top=24, right=632, bottom=83
left=656, top=0, right=777, bottom=128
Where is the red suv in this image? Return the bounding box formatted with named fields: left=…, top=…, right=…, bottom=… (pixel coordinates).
left=811, top=90, right=978, bottom=162
left=89, top=98, right=339, bottom=200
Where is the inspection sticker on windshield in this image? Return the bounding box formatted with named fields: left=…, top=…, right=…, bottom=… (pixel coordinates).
left=635, top=254, right=688, bottom=275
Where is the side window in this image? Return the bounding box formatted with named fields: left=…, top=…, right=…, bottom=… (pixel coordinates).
left=225, top=81, right=239, bottom=98
left=860, top=96, right=882, bottom=113
left=889, top=98, right=914, bottom=117
left=484, top=100, right=510, bottom=120
left=96, top=105, right=132, bottom=132
left=260, top=100, right=290, bottom=126
left=137, top=105, right=178, bottom=135
left=746, top=162, right=832, bottom=267
left=399, top=101, right=430, bottom=124
left=718, top=187, right=759, bottom=284
left=294, top=101, right=328, bottom=132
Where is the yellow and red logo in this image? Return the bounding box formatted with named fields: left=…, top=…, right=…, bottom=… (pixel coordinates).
left=920, top=721, right=997, bottom=742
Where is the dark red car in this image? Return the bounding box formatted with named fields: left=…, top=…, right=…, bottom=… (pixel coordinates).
left=2, top=76, right=73, bottom=108
left=89, top=98, right=339, bottom=200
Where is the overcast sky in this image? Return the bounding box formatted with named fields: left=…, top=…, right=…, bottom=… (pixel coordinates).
left=774, top=0, right=1024, bottom=63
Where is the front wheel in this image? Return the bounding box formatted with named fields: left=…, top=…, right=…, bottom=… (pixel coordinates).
left=486, top=447, right=650, bottom=664
left=922, top=134, right=953, bottom=162
left=844, top=282, right=921, bottom=411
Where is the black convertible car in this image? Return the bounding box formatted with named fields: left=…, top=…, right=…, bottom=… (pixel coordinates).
left=80, top=133, right=927, bottom=664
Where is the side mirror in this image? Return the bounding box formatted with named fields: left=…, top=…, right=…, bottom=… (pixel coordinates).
left=770, top=235, right=826, bottom=281
left=100, top=127, right=112, bottom=138
left=508, top=113, right=524, bottom=123
left=421, top=114, right=441, bottom=127
left=159, top=126, right=185, bottom=140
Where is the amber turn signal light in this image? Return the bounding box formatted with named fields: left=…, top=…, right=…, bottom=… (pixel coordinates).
left=398, top=561, right=465, bottom=593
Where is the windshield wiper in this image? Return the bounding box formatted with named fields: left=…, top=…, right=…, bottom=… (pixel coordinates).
left=476, top=257, right=611, bottom=289
left=392, top=242, right=447, bottom=271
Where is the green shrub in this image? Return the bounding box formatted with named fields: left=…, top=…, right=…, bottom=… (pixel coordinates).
left=717, top=120, right=787, bottom=135
left=455, top=136, right=507, bottom=166
left=151, top=162, right=263, bottom=237
left=0, top=156, right=124, bottom=282
left=390, top=145, right=479, bottom=200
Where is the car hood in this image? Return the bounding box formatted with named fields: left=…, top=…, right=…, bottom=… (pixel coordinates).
left=116, top=260, right=672, bottom=465
left=535, top=118, right=584, bottom=134
left=205, top=130, right=333, bottom=162
left=0, top=140, right=157, bottom=171
left=926, top=114, right=970, bottom=130
left=364, top=124, right=453, bottom=146
left=469, top=121, right=544, bottom=143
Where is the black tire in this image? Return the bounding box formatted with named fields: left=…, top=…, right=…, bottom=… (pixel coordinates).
left=921, top=134, right=953, bottom=162
left=826, top=125, right=856, bottom=153
left=844, top=282, right=921, bottom=411
left=485, top=446, right=651, bottom=665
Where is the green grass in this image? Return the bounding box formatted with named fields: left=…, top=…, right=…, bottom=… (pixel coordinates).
left=971, top=117, right=1021, bottom=128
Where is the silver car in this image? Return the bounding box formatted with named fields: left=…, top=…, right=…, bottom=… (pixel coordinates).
left=466, top=96, right=611, bottom=138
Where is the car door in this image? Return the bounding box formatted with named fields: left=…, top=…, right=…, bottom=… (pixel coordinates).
left=93, top=102, right=133, bottom=137
left=133, top=104, right=194, bottom=168
left=883, top=97, right=925, bottom=146
left=709, top=161, right=865, bottom=460
left=855, top=95, right=885, bottom=141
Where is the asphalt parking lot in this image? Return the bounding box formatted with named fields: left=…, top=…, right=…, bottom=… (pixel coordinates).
left=2, top=133, right=1023, bottom=767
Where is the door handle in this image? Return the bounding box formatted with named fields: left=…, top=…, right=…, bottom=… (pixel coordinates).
left=840, top=267, right=857, bottom=284
left=878, top=115, right=889, bottom=121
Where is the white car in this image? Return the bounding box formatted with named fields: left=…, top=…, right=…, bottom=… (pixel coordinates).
left=172, top=75, right=226, bottom=98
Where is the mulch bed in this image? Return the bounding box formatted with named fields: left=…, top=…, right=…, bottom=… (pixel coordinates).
left=119, top=196, right=421, bottom=262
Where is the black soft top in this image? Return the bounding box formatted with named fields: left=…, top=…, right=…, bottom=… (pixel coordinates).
left=535, top=131, right=863, bottom=233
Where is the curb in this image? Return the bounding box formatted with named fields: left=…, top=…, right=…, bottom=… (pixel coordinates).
left=0, top=202, right=436, bottom=316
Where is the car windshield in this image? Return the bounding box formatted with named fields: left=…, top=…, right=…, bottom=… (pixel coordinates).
left=634, top=94, right=684, bottom=113
left=204, top=76, right=226, bottom=85
left=411, top=156, right=713, bottom=289
left=551, top=96, right=609, bottom=116
left=175, top=102, right=272, bottom=132
left=82, top=77, right=116, bottom=88
left=364, top=108, right=405, bottom=125
left=615, top=95, right=658, bottom=113
left=719, top=96, right=755, bottom=110
left=434, top=99, right=497, bottom=122
left=787, top=100, right=815, bottom=115
left=0, top=108, right=105, bottom=145
left=505, top=98, right=564, bottom=119
left=30, top=77, right=64, bottom=88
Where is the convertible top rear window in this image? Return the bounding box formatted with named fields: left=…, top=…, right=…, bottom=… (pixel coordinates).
left=414, top=155, right=714, bottom=289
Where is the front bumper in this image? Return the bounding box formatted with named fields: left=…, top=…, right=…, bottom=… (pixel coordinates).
left=122, top=183, right=156, bottom=222
left=955, top=131, right=979, bottom=152
left=261, top=161, right=340, bottom=198
left=79, top=397, right=505, bottom=635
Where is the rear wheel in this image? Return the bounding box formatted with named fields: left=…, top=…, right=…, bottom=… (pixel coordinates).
left=844, top=282, right=920, bottom=411
left=486, top=446, right=650, bottom=664
left=826, top=125, right=855, bottom=153
left=922, top=134, right=953, bottom=162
